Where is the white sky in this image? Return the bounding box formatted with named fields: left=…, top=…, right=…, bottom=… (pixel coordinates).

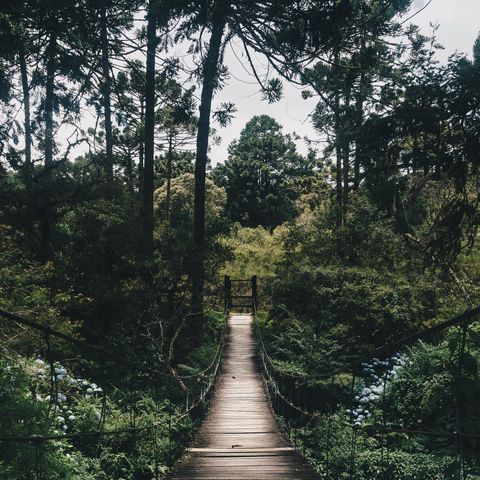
left=208, top=0, right=480, bottom=165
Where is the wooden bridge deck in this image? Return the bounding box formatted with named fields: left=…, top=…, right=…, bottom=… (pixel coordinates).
left=170, top=314, right=318, bottom=479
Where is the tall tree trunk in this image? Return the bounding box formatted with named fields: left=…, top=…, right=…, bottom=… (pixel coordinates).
left=44, top=31, right=57, bottom=173
left=192, top=15, right=225, bottom=322
left=126, top=149, right=134, bottom=194
left=40, top=30, right=57, bottom=260
left=353, top=57, right=367, bottom=190
left=19, top=40, right=34, bottom=241
left=100, top=3, right=114, bottom=197
left=342, top=85, right=352, bottom=215
left=343, top=140, right=350, bottom=212
left=353, top=92, right=363, bottom=190
left=390, top=153, right=397, bottom=217
left=143, top=0, right=157, bottom=257
left=138, top=98, right=144, bottom=197
left=333, top=49, right=343, bottom=227
left=19, top=43, right=32, bottom=172
left=165, top=131, right=173, bottom=222
left=334, top=112, right=343, bottom=227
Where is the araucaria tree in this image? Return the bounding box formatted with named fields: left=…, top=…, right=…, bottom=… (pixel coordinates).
left=214, top=115, right=314, bottom=228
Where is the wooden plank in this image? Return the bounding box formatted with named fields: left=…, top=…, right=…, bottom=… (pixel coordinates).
left=169, top=314, right=319, bottom=479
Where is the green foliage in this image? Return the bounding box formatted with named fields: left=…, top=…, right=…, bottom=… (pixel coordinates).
left=297, top=415, right=456, bottom=480
left=221, top=225, right=286, bottom=280
left=359, top=36, right=480, bottom=266
left=474, top=32, right=480, bottom=64
left=0, top=225, right=87, bottom=355
left=352, top=448, right=456, bottom=480
left=385, top=331, right=480, bottom=450
left=261, top=314, right=340, bottom=377
left=155, top=173, right=227, bottom=235
left=154, top=173, right=230, bottom=307
left=268, top=193, right=448, bottom=359
left=57, top=194, right=147, bottom=336
left=0, top=358, right=99, bottom=479
left=213, top=115, right=317, bottom=228
left=179, top=310, right=225, bottom=376
left=264, top=189, right=480, bottom=476
left=0, top=225, right=84, bottom=320
left=1, top=1, right=480, bottom=479
left=0, top=354, right=195, bottom=480
left=155, top=150, right=195, bottom=186
left=271, top=264, right=438, bottom=356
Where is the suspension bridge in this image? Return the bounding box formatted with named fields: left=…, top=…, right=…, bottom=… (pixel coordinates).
left=1, top=276, right=480, bottom=479
left=169, top=312, right=318, bottom=479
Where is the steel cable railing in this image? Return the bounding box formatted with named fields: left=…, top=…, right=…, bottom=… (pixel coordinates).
left=0, top=306, right=228, bottom=479
left=252, top=296, right=480, bottom=479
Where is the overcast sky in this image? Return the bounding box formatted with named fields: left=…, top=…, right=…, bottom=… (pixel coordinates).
left=208, top=0, right=480, bottom=165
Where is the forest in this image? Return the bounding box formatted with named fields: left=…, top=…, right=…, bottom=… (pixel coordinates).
left=1, top=0, right=480, bottom=478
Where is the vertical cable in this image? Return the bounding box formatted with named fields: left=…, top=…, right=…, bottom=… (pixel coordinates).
left=45, top=332, right=57, bottom=413
left=34, top=436, right=42, bottom=480
left=325, top=374, right=336, bottom=478
left=380, top=358, right=391, bottom=474
left=131, top=389, right=137, bottom=479
left=153, top=383, right=159, bottom=480
left=455, top=321, right=468, bottom=480
left=349, top=374, right=357, bottom=479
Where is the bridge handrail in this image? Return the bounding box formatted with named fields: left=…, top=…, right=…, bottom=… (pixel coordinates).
left=0, top=310, right=227, bottom=437
left=253, top=296, right=480, bottom=392
left=254, top=302, right=480, bottom=381
left=374, top=303, right=480, bottom=357
left=253, top=294, right=480, bottom=478
left=0, top=306, right=171, bottom=377
left=0, top=305, right=228, bottom=477
left=0, top=306, right=228, bottom=380
left=175, top=312, right=227, bottom=380
left=253, top=298, right=319, bottom=417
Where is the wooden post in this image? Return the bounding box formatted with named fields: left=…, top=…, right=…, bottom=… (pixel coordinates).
left=251, top=275, right=258, bottom=311
left=224, top=275, right=231, bottom=312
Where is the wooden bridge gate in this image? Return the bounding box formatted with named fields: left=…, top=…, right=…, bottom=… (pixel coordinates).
left=224, top=275, right=257, bottom=312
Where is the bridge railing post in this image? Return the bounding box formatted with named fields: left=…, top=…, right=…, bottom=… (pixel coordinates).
left=224, top=275, right=232, bottom=312
left=251, top=275, right=257, bottom=311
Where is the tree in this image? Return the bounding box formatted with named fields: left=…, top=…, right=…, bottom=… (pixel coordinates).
left=10, top=0, right=87, bottom=259
left=190, top=4, right=227, bottom=322
left=114, top=61, right=147, bottom=194
left=213, top=115, right=313, bottom=227
left=300, top=0, right=413, bottom=225
left=154, top=173, right=229, bottom=314
left=155, top=79, right=196, bottom=221
left=142, top=0, right=181, bottom=257
left=221, top=224, right=286, bottom=280
left=474, top=32, right=480, bottom=64
left=142, top=0, right=159, bottom=257
left=99, top=0, right=114, bottom=196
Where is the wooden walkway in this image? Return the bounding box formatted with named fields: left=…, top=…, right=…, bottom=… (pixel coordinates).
left=170, top=314, right=318, bottom=479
